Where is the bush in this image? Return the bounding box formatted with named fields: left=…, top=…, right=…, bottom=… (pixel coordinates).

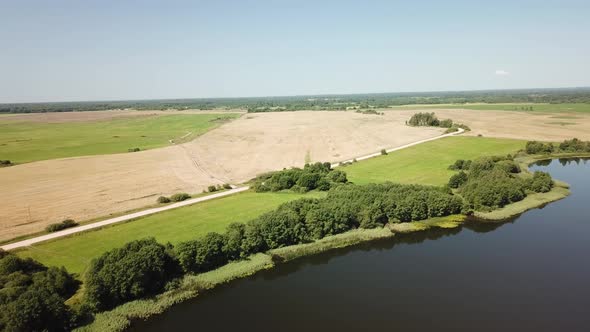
left=526, top=141, right=554, bottom=154
left=495, top=160, right=521, bottom=174
left=170, top=193, right=191, bottom=202
left=448, top=159, right=472, bottom=171
left=0, top=160, right=12, bottom=167
left=439, top=119, right=454, bottom=128
left=559, top=138, right=590, bottom=153
left=45, top=219, right=78, bottom=233
left=85, top=238, right=180, bottom=310
left=157, top=196, right=171, bottom=204
left=207, top=185, right=218, bottom=192
left=448, top=171, right=468, bottom=188
left=127, top=148, right=141, bottom=152
left=253, top=162, right=346, bottom=192
left=527, top=171, right=554, bottom=193
left=176, top=233, right=229, bottom=273
left=222, top=183, right=232, bottom=190
left=381, top=149, right=388, bottom=155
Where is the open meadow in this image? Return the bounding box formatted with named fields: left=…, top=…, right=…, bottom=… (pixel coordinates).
left=0, top=111, right=239, bottom=163
left=344, top=136, right=525, bottom=186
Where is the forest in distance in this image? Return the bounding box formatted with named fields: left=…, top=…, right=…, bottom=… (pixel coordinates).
left=2, top=87, right=590, bottom=113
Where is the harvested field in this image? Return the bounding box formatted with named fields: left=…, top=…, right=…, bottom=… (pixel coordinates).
left=0, top=111, right=443, bottom=241
left=400, top=108, right=590, bottom=141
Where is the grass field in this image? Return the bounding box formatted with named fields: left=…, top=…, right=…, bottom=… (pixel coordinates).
left=343, top=136, right=526, bottom=186
left=388, top=103, right=590, bottom=113
left=0, top=113, right=239, bottom=163
left=17, top=191, right=324, bottom=274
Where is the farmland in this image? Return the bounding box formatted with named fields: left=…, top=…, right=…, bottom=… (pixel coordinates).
left=0, top=111, right=239, bottom=164
left=389, top=103, right=590, bottom=113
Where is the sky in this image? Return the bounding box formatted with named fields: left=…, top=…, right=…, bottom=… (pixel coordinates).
left=1, top=0, right=589, bottom=103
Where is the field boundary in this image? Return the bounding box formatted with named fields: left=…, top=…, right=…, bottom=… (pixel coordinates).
left=3, top=128, right=464, bottom=251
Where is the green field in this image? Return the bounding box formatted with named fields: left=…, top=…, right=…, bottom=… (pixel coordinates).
left=389, top=103, right=590, bottom=113
left=0, top=113, right=239, bottom=163
left=343, top=136, right=526, bottom=186
left=17, top=191, right=324, bottom=274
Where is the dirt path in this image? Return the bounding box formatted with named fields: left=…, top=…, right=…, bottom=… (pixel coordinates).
left=2, top=128, right=464, bottom=251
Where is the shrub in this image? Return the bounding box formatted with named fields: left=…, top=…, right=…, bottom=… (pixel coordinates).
left=222, top=183, right=232, bottom=190
left=254, top=162, right=345, bottom=192
left=170, top=193, right=191, bottom=202
left=157, top=196, right=171, bottom=204
left=127, top=148, right=141, bottom=152
left=525, top=141, right=554, bottom=154
left=45, top=219, right=78, bottom=233
left=495, top=160, right=521, bottom=173
left=381, top=149, right=388, bottom=155
left=559, top=138, right=590, bottom=153
left=85, top=238, right=180, bottom=310
left=207, top=185, right=218, bottom=192
left=448, top=171, right=468, bottom=188
left=439, top=119, right=454, bottom=128
left=0, top=160, right=12, bottom=167
left=526, top=171, right=554, bottom=193
left=176, top=233, right=228, bottom=273
left=448, top=159, right=471, bottom=170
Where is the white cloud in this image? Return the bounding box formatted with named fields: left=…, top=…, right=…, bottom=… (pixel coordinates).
left=495, top=69, right=510, bottom=76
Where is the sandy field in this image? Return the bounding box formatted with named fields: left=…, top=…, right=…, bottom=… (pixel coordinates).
left=428, top=109, right=590, bottom=141
left=0, top=111, right=443, bottom=241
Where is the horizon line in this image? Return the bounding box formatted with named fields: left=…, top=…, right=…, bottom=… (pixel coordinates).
left=2, top=86, right=590, bottom=106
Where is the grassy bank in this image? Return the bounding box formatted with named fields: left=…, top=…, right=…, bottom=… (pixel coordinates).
left=0, top=113, right=239, bottom=163
left=474, top=184, right=570, bottom=220
left=269, top=228, right=395, bottom=262
left=344, top=136, right=525, bottom=186
left=17, top=191, right=325, bottom=274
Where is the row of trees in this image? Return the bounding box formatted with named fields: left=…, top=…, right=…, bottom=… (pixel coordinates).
left=407, top=112, right=470, bottom=132
left=83, top=181, right=463, bottom=311
left=526, top=138, right=590, bottom=155
left=253, top=162, right=347, bottom=192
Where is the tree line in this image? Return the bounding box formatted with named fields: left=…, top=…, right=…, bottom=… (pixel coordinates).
left=3, top=88, right=590, bottom=113
left=526, top=138, right=590, bottom=155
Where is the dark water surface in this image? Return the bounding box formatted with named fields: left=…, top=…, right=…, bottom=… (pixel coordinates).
left=137, top=159, right=590, bottom=331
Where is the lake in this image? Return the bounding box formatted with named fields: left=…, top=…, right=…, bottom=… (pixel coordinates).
left=135, top=158, right=590, bottom=331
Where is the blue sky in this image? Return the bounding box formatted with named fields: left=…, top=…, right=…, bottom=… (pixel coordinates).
left=1, top=0, right=589, bottom=102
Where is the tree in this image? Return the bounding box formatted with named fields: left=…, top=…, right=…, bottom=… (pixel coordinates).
left=85, top=238, right=180, bottom=310
left=448, top=171, right=468, bottom=188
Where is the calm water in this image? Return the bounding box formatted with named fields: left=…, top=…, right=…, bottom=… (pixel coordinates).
left=136, top=159, right=590, bottom=332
